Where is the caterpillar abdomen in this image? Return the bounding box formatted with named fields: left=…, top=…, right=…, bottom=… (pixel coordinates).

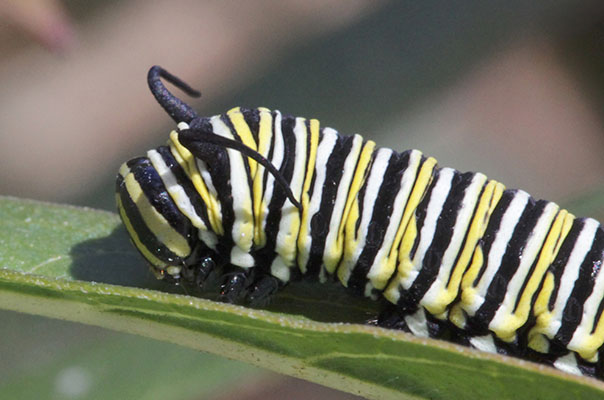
left=116, top=66, right=604, bottom=380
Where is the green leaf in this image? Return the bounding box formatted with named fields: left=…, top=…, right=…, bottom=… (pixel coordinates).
left=1, top=196, right=604, bottom=400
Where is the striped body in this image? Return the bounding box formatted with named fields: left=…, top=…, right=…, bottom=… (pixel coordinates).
left=117, top=106, right=604, bottom=379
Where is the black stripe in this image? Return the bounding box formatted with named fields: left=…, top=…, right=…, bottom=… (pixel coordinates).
left=181, top=118, right=234, bottom=254
left=470, top=190, right=516, bottom=286
left=472, top=198, right=547, bottom=333
left=406, top=171, right=477, bottom=306
left=591, top=278, right=604, bottom=335
left=241, top=107, right=260, bottom=142
left=556, top=226, right=604, bottom=346
left=409, top=167, right=441, bottom=260
left=512, top=206, right=559, bottom=313
left=255, top=112, right=297, bottom=272
left=260, top=111, right=278, bottom=205
left=307, top=127, right=325, bottom=200
left=348, top=150, right=407, bottom=294
left=157, top=146, right=212, bottom=231
left=306, top=132, right=354, bottom=277
left=443, top=182, right=488, bottom=289
left=221, top=112, right=256, bottom=224
left=546, top=218, right=586, bottom=310
left=305, top=119, right=313, bottom=195
left=129, top=157, right=194, bottom=241
left=354, top=161, right=368, bottom=238
left=116, top=174, right=182, bottom=265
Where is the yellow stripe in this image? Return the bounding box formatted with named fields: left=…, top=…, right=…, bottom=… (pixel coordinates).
left=273, top=117, right=308, bottom=270
left=116, top=194, right=167, bottom=269
left=398, top=157, right=438, bottom=267
left=324, top=139, right=375, bottom=274
left=297, top=118, right=320, bottom=264
left=118, top=162, right=130, bottom=178
left=449, top=186, right=504, bottom=329
left=372, top=150, right=422, bottom=290
left=512, top=210, right=572, bottom=320
left=531, top=211, right=576, bottom=319
left=492, top=207, right=569, bottom=342
left=574, top=307, right=604, bottom=362
left=457, top=184, right=506, bottom=308
left=253, top=108, right=274, bottom=246
left=531, top=270, right=556, bottom=333
left=123, top=172, right=191, bottom=258
left=210, top=114, right=254, bottom=267
left=227, top=107, right=259, bottom=178
left=383, top=157, right=437, bottom=303
left=338, top=190, right=361, bottom=286
left=383, top=214, right=418, bottom=304
left=426, top=180, right=504, bottom=316
left=528, top=213, right=575, bottom=350
left=169, top=130, right=224, bottom=235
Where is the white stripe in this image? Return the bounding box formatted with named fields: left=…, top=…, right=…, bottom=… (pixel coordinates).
left=543, top=219, right=598, bottom=338
left=147, top=149, right=206, bottom=230
left=261, top=111, right=284, bottom=235
left=465, top=191, right=529, bottom=316
left=196, top=159, right=218, bottom=199
left=147, top=149, right=218, bottom=250
left=489, top=201, right=559, bottom=334
left=297, top=129, right=338, bottom=271
left=210, top=116, right=254, bottom=268
left=367, top=150, right=422, bottom=288
left=338, top=148, right=393, bottom=283
left=272, top=117, right=308, bottom=280
left=420, top=172, right=487, bottom=309
left=323, top=134, right=364, bottom=273
left=568, top=240, right=604, bottom=356
left=178, top=122, right=219, bottom=206
left=402, top=168, right=455, bottom=290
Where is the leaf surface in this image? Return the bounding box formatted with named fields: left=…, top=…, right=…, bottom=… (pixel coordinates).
left=1, top=196, right=604, bottom=400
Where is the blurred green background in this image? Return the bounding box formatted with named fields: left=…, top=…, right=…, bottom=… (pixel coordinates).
left=2, top=0, right=604, bottom=398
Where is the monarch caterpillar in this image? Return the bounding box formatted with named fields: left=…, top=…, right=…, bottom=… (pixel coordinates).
left=117, top=66, right=604, bottom=380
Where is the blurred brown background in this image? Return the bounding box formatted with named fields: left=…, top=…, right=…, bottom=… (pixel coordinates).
left=2, top=0, right=604, bottom=399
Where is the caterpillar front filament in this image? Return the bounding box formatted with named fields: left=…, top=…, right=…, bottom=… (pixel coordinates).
left=116, top=66, right=604, bottom=380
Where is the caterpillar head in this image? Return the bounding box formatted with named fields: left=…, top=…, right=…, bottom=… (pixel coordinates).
left=116, top=66, right=300, bottom=286
left=116, top=157, right=199, bottom=280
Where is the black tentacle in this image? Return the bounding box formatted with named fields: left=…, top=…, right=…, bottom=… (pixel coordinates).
left=179, top=128, right=302, bottom=210
left=147, top=65, right=201, bottom=124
